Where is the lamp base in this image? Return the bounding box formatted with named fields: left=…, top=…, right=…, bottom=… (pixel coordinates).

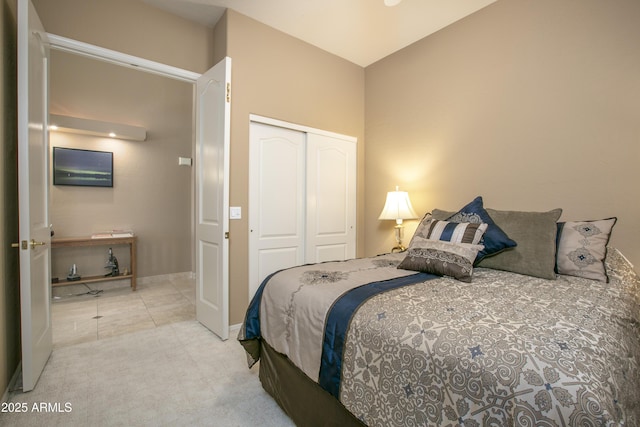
left=391, top=224, right=407, bottom=253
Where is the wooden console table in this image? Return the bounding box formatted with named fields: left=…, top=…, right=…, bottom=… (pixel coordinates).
left=51, top=236, right=137, bottom=291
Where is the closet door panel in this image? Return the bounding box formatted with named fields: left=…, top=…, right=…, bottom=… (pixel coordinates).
left=249, top=123, right=305, bottom=298
left=306, top=134, right=356, bottom=264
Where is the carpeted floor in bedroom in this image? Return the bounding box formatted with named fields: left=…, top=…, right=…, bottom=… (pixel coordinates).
left=1, top=277, right=294, bottom=426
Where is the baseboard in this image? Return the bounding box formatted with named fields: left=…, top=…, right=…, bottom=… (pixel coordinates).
left=137, top=271, right=195, bottom=285
left=1, top=362, right=22, bottom=403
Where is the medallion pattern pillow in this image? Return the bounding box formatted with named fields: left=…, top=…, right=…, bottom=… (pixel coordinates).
left=556, top=217, right=617, bottom=282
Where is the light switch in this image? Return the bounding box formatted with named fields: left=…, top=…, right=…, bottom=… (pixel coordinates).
left=230, top=206, right=242, bottom=219
left=178, top=157, right=192, bottom=166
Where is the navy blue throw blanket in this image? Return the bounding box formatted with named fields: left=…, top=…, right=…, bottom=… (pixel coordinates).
left=240, top=270, right=283, bottom=354
left=318, top=272, right=436, bottom=398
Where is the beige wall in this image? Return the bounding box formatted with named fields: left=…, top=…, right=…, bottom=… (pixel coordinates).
left=1, top=0, right=20, bottom=399
left=211, top=10, right=227, bottom=65
left=364, top=0, right=640, bottom=269
left=225, top=10, right=365, bottom=324
left=32, top=0, right=214, bottom=74
left=48, top=50, right=194, bottom=279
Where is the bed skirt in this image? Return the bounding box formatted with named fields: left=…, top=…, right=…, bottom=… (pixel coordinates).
left=259, top=340, right=365, bottom=427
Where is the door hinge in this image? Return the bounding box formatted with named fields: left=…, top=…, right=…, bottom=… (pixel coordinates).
left=224, top=232, right=229, bottom=239
left=226, top=83, right=230, bottom=103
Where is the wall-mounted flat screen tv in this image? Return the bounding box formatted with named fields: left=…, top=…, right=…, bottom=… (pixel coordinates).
left=53, top=147, right=113, bottom=187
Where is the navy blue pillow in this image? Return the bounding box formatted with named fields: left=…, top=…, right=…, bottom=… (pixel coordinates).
left=445, top=196, right=517, bottom=263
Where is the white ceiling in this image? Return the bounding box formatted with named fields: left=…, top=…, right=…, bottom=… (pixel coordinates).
left=142, top=0, right=497, bottom=67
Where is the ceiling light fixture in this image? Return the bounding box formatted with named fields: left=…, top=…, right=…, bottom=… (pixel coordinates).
left=49, top=114, right=147, bottom=141
left=384, top=0, right=402, bottom=6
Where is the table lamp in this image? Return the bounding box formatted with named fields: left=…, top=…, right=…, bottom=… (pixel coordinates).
left=378, top=186, right=418, bottom=252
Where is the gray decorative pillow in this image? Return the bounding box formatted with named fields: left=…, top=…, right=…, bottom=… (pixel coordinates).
left=398, top=240, right=484, bottom=282
left=477, top=208, right=562, bottom=280
left=432, top=209, right=455, bottom=220
left=556, top=218, right=616, bottom=282
left=407, top=213, right=434, bottom=249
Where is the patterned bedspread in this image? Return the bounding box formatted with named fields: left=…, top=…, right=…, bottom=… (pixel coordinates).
left=239, top=248, right=640, bottom=426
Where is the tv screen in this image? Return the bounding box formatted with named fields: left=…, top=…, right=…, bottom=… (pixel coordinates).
left=53, top=147, right=113, bottom=187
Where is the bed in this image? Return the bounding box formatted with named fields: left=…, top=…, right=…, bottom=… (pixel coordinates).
left=239, top=197, right=640, bottom=426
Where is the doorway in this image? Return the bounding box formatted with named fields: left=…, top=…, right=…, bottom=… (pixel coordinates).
left=42, top=34, right=231, bottom=341
left=17, top=17, right=231, bottom=389
left=47, top=47, right=196, bottom=348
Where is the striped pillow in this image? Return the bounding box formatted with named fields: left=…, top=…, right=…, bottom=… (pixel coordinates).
left=427, top=220, right=488, bottom=245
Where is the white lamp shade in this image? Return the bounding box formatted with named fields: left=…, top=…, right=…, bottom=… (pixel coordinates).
left=378, top=189, right=418, bottom=221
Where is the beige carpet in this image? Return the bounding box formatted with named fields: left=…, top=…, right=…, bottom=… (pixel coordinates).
left=1, top=321, right=294, bottom=426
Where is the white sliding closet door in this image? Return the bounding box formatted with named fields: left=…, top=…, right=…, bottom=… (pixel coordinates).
left=306, top=133, right=356, bottom=264
left=249, top=123, right=306, bottom=298
left=249, top=120, right=356, bottom=299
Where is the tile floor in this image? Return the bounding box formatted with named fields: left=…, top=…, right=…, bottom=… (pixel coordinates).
left=51, top=274, right=195, bottom=349
left=2, top=320, right=294, bottom=427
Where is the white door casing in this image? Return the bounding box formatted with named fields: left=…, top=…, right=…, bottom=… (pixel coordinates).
left=195, top=57, right=231, bottom=340
left=17, top=0, right=52, bottom=392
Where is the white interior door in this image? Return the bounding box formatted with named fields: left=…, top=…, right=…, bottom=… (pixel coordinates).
left=306, top=133, right=356, bottom=263
left=195, top=57, right=231, bottom=340
left=249, top=123, right=306, bottom=298
left=17, top=0, right=52, bottom=392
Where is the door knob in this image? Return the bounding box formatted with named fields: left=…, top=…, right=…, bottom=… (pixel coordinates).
left=30, top=239, right=46, bottom=248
